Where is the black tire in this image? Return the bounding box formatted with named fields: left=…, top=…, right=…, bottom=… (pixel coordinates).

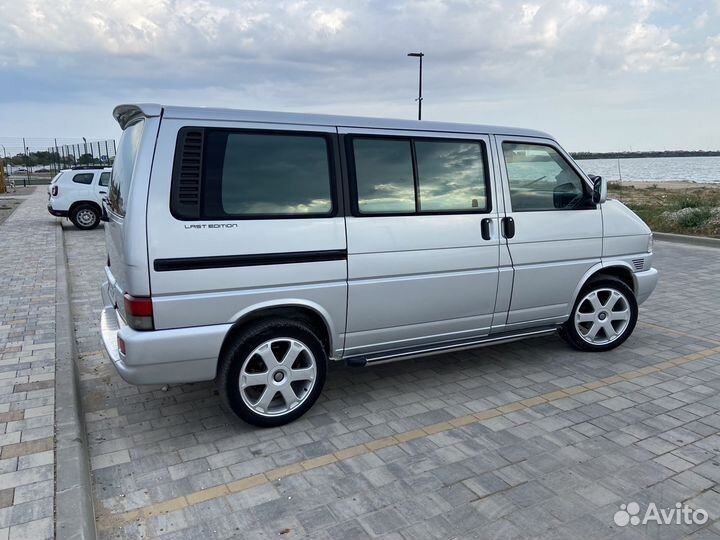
left=561, top=276, right=638, bottom=352
left=218, top=318, right=327, bottom=427
left=70, top=203, right=100, bottom=230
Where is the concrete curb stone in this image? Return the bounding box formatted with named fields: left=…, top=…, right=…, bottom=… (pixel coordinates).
left=54, top=223, right=97, bottom=540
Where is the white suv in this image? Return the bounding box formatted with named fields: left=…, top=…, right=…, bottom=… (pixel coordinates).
left=47, top=167, right=112, bottom=229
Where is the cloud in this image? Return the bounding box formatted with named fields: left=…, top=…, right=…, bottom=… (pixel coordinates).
left=0, top=0, right=718, bottom=151
left=705, top=34, right=720, bottom=63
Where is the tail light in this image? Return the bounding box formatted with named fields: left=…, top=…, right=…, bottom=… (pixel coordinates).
left=51, top=185, right=58, bottom=196
left=123, top=294, right=154, bottom=330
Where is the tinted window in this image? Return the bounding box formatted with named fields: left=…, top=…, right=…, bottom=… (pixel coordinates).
left=503, top=143, right=587, bottom=211
left=72, top=173, right=93, bottom=185
left=109, top=120, right=145, bottom=216
left=211, top=132, right=332, bottom=216
left=416, top=140, right=487, bottom=211
left=99, top=172, right=111, bottom=187
left=353, top=138, right=415, bottom=214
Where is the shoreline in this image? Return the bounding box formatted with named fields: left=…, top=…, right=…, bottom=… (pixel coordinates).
left=611, top=180, right=720, bottom=190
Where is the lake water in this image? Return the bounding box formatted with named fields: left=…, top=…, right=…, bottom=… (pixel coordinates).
left=575, top=156, right=720, bottom=184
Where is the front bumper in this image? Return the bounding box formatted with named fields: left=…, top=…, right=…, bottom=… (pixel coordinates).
left=99, top=281, right=229, bottom=385
left=635, top=267, right=659, bottom=305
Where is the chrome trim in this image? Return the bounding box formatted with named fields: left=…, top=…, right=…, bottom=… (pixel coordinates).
left=362, top=327, right=558, bottom=366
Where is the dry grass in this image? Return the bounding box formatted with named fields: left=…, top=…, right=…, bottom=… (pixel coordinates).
left=609, top=182, right=720, bottom=238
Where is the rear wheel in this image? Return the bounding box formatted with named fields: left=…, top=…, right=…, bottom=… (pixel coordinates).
left=218, top=319, right=327, bottom=427
left=561, top=277, right=638, bottom=352
left=70, top=204, right=100, bottom=230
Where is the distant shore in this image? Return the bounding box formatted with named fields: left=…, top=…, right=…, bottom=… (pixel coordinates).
left=572, top=150, right=720, bottom=160
left=616, top=180, right=720, bottom=190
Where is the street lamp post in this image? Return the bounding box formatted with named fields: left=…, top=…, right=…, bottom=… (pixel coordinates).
left=407, top=52, right=424, bottom=120
left=1, top=145, right=7, bottom=178
left=23, top=138, right=29, bottom=187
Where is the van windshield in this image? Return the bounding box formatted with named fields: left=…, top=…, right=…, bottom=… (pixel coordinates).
left=109, top=120, right=145, bottom=216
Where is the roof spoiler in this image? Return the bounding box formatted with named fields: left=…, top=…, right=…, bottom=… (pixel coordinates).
left=112, top=104, right=162, bottom=130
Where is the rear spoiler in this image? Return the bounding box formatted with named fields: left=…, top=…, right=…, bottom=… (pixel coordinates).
left=113, top=104, right=162, bottom=130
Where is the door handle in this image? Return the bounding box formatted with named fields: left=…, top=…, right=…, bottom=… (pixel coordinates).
left=99, top=190, right=107, bottom=194
left=502, top=217, right=515, bottom=239
left=481, top=218, right=492, bottom=241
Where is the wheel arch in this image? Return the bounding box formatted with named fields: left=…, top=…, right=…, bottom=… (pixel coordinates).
left=69, top=200, right=102, bottom=216
left=570, top=262, right=637, bottom=312
left=218, top=301, right=337, bottom=371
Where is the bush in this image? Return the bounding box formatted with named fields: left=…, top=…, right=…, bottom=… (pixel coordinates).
left=662, top=207, right=712, bottom=228
left=670, top=195, right=705, bottom=210
left=707, top=207, right=720, bottom=227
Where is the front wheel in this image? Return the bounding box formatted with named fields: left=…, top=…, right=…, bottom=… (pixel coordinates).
left=561, top=277, right=638, bottom=352
left=218, top=319, right=327, bottom=427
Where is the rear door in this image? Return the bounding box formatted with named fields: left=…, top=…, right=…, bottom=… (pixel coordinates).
left=94, top=170, right=111, bottom=205
left=493, top=135, right=602, bottom=329
left=340, top=128, right=502, bottom=357
left=146, top=120, right=348, bottom=356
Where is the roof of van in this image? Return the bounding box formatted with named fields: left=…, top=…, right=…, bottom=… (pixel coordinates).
left=113, top=103, right=553, bottom=139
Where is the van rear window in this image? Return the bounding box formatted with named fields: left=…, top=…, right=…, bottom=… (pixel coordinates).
left=109, top=120, right=145, bottom=217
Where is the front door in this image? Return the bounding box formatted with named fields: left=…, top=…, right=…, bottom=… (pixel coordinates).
left=340, top=128, right=503, bottom=357
left=494, top=135, right=602, bottom=329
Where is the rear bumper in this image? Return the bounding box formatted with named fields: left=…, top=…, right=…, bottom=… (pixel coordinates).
left=100, top=281, right=229, bottom=385
left=635, top=267, right=658, bottom=305
left=47, top=205, right=68, bottom=217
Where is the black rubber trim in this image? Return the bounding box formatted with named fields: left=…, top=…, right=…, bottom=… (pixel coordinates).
left=154, top=249, right=347, bottom=272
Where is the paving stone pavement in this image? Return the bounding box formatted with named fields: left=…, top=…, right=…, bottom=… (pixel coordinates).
left=0, top=189, right=55, bottom=540
left=62, top=217, right=720, bottom=540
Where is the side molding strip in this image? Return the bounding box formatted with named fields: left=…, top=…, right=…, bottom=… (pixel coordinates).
left=154, top=249, right=347, bottom=272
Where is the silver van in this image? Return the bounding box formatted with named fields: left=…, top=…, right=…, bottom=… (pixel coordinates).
left=100, top=104, right=658, bottom=427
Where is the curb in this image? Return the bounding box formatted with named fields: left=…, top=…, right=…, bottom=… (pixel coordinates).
left=653, top=232, right=720, bottom=249
left=54, top=223, right=97, bottom=540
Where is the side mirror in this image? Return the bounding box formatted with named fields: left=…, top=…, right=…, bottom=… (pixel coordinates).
left=590, top=175, right=607, bottom=204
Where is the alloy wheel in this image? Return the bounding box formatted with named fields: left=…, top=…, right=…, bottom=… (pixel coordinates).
left=238, top=338, right=317, bottom=417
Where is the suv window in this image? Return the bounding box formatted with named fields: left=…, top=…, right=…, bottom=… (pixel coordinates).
left=72, top=173, right=94, bottom=185
left=99, top=172, right=111, bottom=187
left=503, top=142, right=587, bottom=211
left=109, top=120, right=145, bottom=216
left=199, top=130, right=334, bottom=218
left=351, top=136, right=489, bottom=215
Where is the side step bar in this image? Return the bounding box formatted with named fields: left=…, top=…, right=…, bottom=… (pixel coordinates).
left=344, top=326, right=559, bottom=367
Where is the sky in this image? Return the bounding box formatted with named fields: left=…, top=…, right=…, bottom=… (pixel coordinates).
left=0, top=0, right=718, bottom=152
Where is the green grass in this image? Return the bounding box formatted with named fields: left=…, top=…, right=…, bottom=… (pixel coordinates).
left=611, top=186, right=720, bottom=238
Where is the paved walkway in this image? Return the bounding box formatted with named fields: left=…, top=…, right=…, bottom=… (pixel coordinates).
left=0, top=189, right=55, bottom=540
left=62, top=214, right=720, bottom=540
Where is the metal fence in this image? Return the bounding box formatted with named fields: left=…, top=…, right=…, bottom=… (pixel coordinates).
left=0, top=137, right=117, bottom=186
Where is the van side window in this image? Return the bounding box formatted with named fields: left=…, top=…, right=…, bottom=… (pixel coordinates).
left=175, top=130, right=335, bottom=219
left=72, top=173, right=94, bottom=185
left=351, top=136, right=490, bottom=215
left=353, top=138, right=415, bottom=214
left=502, top=142, right=587, bottom=211
left=99, top=172, right=111, bottom=187
left=416, top=140, right=487, bottom=212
